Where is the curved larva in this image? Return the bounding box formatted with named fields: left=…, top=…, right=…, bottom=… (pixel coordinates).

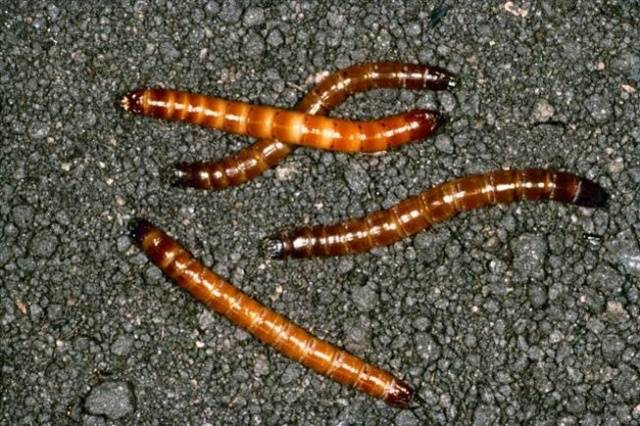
left=130, top=219, right=413, bottom=408
left=122, top=62, right=454, bottom=189
left=266, top=169, right=609, bottom=258
left=122, top=88, right=444, bottom=152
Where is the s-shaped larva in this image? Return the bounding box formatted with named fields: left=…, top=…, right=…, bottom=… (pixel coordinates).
left=266, top=169, right=608, bottom=258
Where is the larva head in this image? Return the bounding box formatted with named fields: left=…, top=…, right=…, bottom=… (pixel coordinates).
left=407, top=109, right=448, bottom=141
left=121, top=89, right=146, bottom=114
left=385, top=379, right=414, bottom=409
left=262, top=236, right=286, bottom=259
left=129, top=218, right=156, bottom=248
left=574, top=177, right=609, bottom=208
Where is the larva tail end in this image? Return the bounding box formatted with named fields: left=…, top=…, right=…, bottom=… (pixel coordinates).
left=421, top=65, right=456, bottom=91
left=385, top=379, right=414, bottom=409
left=121, top=89, right=145, bottom=114
left=263, top=237, right=286, bottom=259
left=129, top=218, right=156, bottom=247
left=575, top=178, right=609, bottom=208
left=161, top=162, right=191, bottom=188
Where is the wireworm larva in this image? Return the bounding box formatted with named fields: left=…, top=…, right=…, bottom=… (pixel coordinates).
left=168, top=62, right=454, bottom=189
left=122, top=87, right=444, bottom=155
left=131, top=219, right=414, bottom=407
left=266, top=169, right=608, bottom=258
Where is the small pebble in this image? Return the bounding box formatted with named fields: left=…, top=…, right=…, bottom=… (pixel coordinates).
left=351, top=285, right=377, bottom=312
left=85, top=382, right=135, bottom=420
left=585, top=94, right=612, bottom=123
left=243, top=7, right=265, bottom=27
left=532, top=99, right=555, bottom=122
left=344, top=163, right=370, bottom=195
left=29, top=230, right=59, bottom=258
left=414, top=332, right=441, bottom=362
left=511, top=234, right=547, bottom=281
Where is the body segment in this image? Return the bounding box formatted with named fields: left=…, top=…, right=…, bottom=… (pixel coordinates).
left=122, top=62, right=454, bottom=189
left=267, top=169, right=608, bottom=258
left=131, top=220, right=413, bottom=407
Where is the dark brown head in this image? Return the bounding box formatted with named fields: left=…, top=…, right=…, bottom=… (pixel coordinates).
left=385, top=379, right=414, bottom=408
left=574, top=177, right=609, bottom=208
left=129, top=218, right=156, bottom=248
left=431, top=110, right=448, bottom=131
left=424, top=66, right=457, bottom=91
left=407, top=109, right=447, bottom=141
left=121, top=89, right=146, bottom=114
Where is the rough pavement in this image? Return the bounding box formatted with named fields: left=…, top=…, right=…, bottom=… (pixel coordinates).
left=1, top=1, right=639, bottom=424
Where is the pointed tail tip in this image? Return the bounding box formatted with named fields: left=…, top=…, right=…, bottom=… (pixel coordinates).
left=575, top=178, right=609, bottom=208
left=129, top=218, right=155, bottom=246
left=160, top=163, right=187, bottom=187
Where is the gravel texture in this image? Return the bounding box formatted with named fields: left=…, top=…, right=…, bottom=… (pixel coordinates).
left=1, top=1, right=639, bottom=424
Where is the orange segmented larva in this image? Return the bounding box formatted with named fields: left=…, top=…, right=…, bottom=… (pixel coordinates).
left=168, top=62, right=454, bottom=189
left=121, top=88, right=445, bottom=153
left=266, top=169, right=609, bottom=258
left=130, top=219, right=414, bottom=408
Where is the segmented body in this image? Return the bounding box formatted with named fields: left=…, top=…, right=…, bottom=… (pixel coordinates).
left=268, top=169, right=608, bottom=258
left=122, top=62, right=453, bottom=189
left=131, top=219, right=413, bottom=408
left=122, top=88, right=443, bottom=151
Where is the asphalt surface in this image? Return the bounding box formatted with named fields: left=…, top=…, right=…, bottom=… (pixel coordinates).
left=1, top=1, right=639, bottom=424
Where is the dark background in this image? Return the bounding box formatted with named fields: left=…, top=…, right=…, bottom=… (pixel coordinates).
left=2, top=1, right=639, bottom=424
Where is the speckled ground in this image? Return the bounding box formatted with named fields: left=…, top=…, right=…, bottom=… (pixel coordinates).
left=1, top=1, right=639, bottom=424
